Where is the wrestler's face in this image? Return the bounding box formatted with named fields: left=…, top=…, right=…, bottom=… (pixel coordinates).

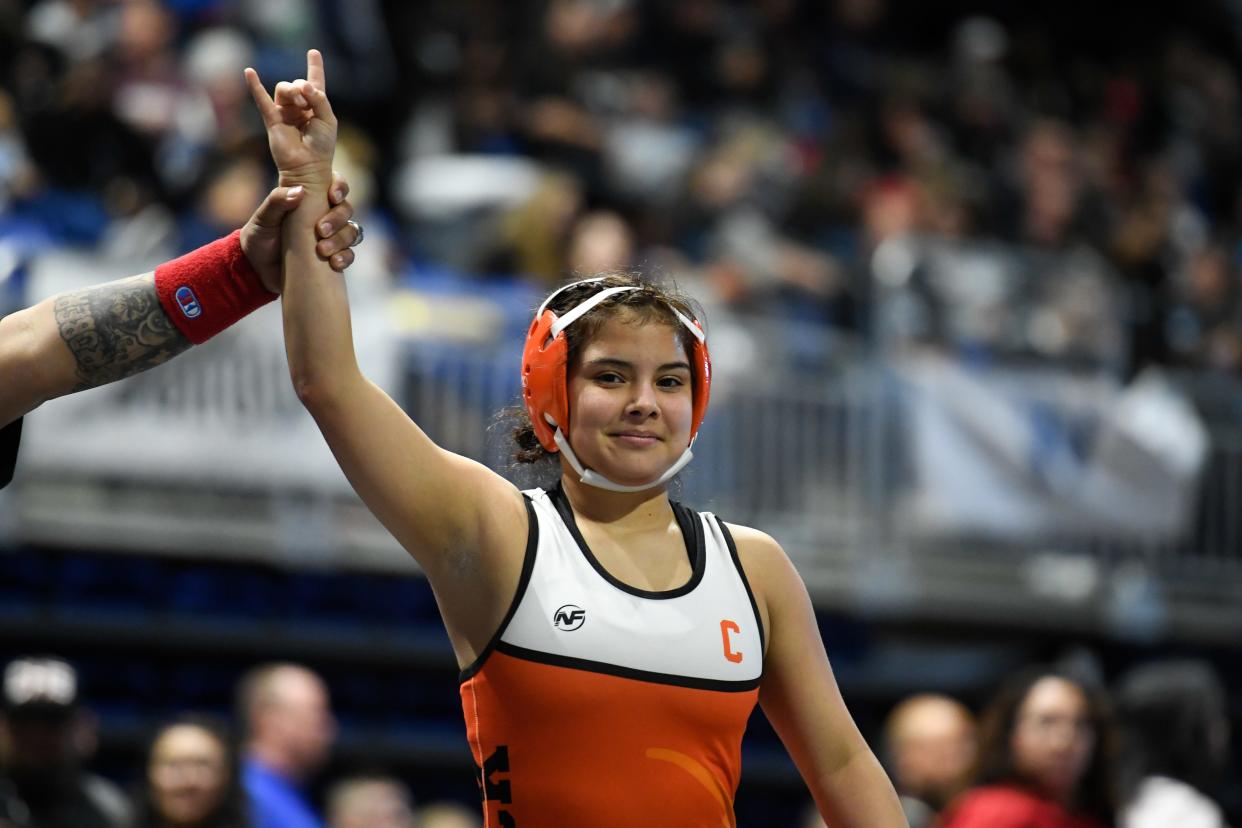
left=565, top=313, right=693, bottom=487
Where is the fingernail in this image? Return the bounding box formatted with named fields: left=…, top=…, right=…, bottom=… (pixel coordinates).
left=287, top=185, right=303, bottom=200
left=332, top=189, right=343, bottom=201
left=320, top=222, right=332, bottom=236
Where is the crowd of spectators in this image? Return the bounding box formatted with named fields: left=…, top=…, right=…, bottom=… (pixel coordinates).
left=0, top=655, right=479, bottom=828
left=1, top=5, right=1237, bottom=825
left=3, top=0, right=1242, bottom=376
left=1, top=653, right=1233, bottom=828
left=804, top=661, right=1234, bottom=828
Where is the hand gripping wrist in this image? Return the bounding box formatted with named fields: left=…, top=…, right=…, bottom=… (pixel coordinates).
left=155, top=230, right=276, bottom=344
left=278, top=164, right=334, bottom=193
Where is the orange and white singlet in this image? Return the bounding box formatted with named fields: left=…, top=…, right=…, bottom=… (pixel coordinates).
left=459, top=485, right=766, bottom=828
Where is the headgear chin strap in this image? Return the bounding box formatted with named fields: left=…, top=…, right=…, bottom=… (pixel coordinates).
left=553, top=423, right=695, bottom=493
left=521, top=277, right=711, bottom=493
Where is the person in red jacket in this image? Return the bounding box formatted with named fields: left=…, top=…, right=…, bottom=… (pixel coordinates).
left=938, top=666, right=1115, bottom=828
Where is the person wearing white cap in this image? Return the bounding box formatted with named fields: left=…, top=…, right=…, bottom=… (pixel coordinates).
left=0, top=656, right=130, bottom=828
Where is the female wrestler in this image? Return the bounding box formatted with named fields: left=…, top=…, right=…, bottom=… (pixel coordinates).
left=248, top=50, right=905, bottom=828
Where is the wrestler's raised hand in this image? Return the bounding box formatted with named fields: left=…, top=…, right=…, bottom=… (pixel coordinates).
left=244, top=49, right=337, bottom=190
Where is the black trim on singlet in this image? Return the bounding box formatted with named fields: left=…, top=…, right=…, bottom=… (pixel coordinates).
left=548, top=483, right=706, bottom=599
left=0, top=418, right=21, bottom=490
left=493, top=640, right=762, bottom=693
left=717, top=519, right=767, bottom=656
left=459, top=495, right=540, bottom=683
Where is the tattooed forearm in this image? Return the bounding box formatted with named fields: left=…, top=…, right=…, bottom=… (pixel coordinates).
left=52, top=275, right=191, bottom=392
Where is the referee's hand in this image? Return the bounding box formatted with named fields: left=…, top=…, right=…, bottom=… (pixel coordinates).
left=241, top=172, right=358, bottom=294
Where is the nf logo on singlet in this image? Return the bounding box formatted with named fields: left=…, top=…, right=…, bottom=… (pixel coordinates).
left=552, top=604, right=586, bottom=631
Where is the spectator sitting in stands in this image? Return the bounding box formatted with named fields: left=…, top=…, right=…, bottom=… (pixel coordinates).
left=236, top=664, right=335, bottom=828
left=487, top=170, right=583, bottom=284
left=884, top=694, right=978, bottom=828
left=565, top=210, right=634, bottom=278
left=803, top=692, right=977, bottom=828
left=0, top=656, right=130, bottom=828
left=937, top=666, right=1114, bottom=828
left=1164, top=242, right=1242, bottom=374
left=326, top=774, right=415, bottom=828
left=1116, top=660, right=1231, bottom=828
left=132, top=715, right=249, bottom=828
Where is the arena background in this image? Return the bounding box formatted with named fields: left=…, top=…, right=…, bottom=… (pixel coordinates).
left=1, top=0, right=1240, bottom=824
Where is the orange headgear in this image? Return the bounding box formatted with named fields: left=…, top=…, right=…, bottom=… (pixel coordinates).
left=521, top=278, right=711, bottom=491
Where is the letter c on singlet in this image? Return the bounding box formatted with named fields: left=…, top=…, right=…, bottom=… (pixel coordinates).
left=720, top=619, right=743, bottom=663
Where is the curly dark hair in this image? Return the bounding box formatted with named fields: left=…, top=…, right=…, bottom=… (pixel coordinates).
left=507, top=272, right=706, bottom=474
left=969, top=665, right=1116, bottom=823
left=131, top=714, right=251, bottom=828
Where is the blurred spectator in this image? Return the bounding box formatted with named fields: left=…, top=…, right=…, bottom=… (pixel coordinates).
left=0, top=90, right=39, bottom=213
left=24, top=0, right=115, bottom=64
left=107, top=0, right=191, bottom=212
left=326, top=775, right=415, bottom=828
left=1003, top=120, right=1101, bottom=250
left=945, top=16, right=1017, bottom=169
left=1115, top=660, right=1231, bottom=828
left=236, top=664, right=335, bottom=828
left=486, top=170, right=583, bottom=283
left=164, top=27, right=260, bottom=194
left=884, top=694, right=977, bottom=828
left=0, top=656, right=130, bottom=828
left=565, top=209, right=634, bottom=276
left=802, top=692, right=977, bottom=828
left=1164, top=242, right=1242, bottom=373
left=131, top=716, right=249, bottom=828
left=600, top=71, right=699, bottom=207
left=937, top=666, right=1114, bottom=828
left=177, top=155, right=269, bottom=253
left=861, top=174, right=921, bottom=249
left=415, top=802, right=480, bottom=828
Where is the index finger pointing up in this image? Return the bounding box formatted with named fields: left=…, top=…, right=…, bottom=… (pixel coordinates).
left=244, top=67, right=279, bottom=126
left=306, top=48, right=326, bottom=94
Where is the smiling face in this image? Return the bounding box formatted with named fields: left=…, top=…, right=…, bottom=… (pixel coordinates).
left=148, top=724, right=230, bottom=826
left=564, top=312, right=694, bottom=487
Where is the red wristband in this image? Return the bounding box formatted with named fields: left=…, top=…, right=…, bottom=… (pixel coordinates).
left=155, top=230, right=276, bottom=345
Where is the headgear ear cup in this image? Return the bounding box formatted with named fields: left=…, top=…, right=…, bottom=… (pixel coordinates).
left=523, top=282, right=640, bottom=452
left=679, top=315, right=711, bottom=444
left=521, top=309, right=571, bottom=453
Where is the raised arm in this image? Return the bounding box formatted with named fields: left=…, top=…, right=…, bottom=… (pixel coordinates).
left=735, top=526, right=908, bottom=827
left=245, top=53, right=526, bottom=616
left=0, top=178, right=359, bottom=428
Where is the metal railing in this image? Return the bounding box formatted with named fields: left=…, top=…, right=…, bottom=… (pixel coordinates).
left=4, top=287, right=1240, bottom=637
